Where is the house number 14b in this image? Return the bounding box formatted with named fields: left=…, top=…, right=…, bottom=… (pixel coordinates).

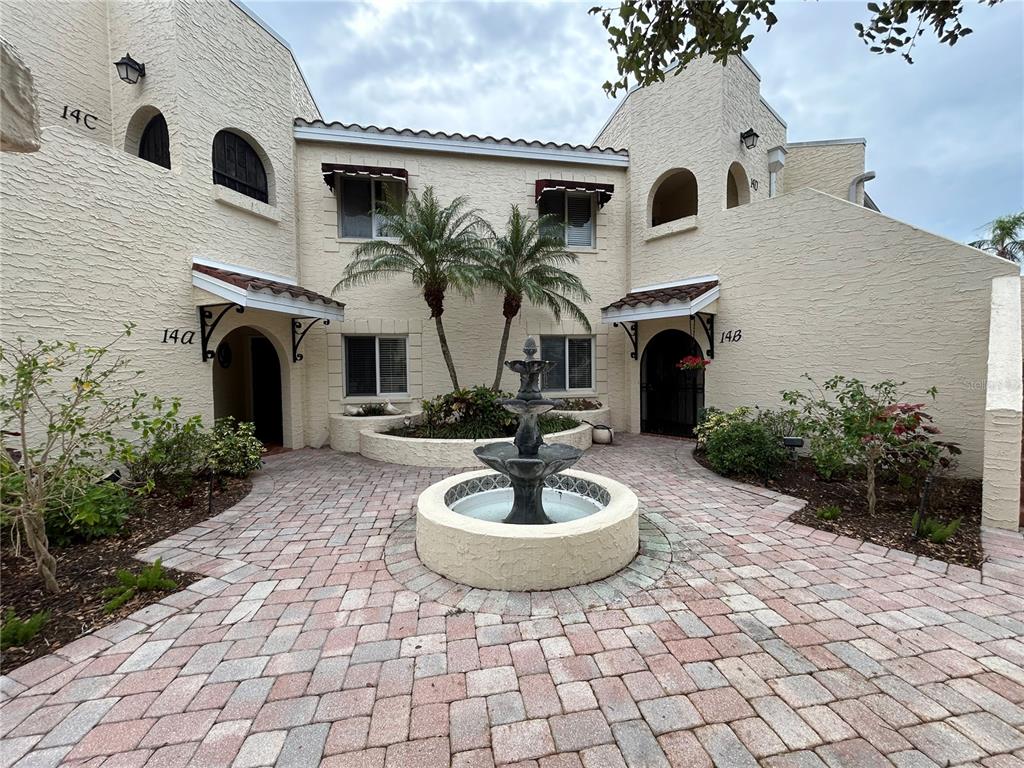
left=720, top=329, right=742, bottom=343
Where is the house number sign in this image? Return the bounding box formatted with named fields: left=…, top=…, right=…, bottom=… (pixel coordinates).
left=61, top=106, right=98, bottom=130
left=719, top=329, right=743, bottom=343
left=162, top=329, right=196, bottom=345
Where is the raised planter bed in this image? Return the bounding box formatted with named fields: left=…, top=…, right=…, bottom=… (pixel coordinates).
left=329, top=412, right=420, bottom=453
left=359, top=422, right=593, bottom=468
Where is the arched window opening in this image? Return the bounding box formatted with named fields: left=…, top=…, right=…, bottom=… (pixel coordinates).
left=138, top=113, right=170, bottom=169
left=651, top=169, right=698, bottom=226
left=726, top=162, right=750, bottom=209
left=212, top=129, right=268, bottom=203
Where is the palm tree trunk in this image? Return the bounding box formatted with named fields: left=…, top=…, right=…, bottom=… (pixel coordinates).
left=434, top=315, right=460, bottom=390
left=492, top=316, right=513, bottom=391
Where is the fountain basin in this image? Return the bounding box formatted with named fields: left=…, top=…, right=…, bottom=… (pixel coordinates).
left=416, top=468, right=639, bottom=591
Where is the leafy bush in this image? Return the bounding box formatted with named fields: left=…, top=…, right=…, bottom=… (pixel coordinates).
left=694, top=406, right=749, bottom=449
left=356, top=403, right=389, bottom=416
left=912, top=512, right=961, bottom=543
left=753, top=407, right=807, bottom=440
left=396, top=386, right=577, bottom=439
left=808, top=435, right=848, bottom=481
left=0, top=609, right=48, bottom=650
left=47, top=479, right=133, bottom=546
left=558, top=398, right=602, bottom=411
left=130, top=398, right=206, bottom=499
left=207, top=418, right=263, bottom=478
left=815, top=504, right=842, bottom=521
left=703, top=417, right=786, bottom=480
left=103, top=558, right=177, bottom=613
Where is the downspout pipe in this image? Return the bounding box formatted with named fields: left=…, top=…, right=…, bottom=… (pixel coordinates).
left=848, top=171, right=876, bottom=203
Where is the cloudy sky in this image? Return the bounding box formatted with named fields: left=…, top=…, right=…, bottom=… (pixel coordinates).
left=249, top=0, right=1023, bottom=244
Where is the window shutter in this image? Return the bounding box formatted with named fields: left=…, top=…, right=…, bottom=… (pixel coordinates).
left=378, top=338, right=408, bottom=394
left=538, top=190, right=565, bottom=243
left=541, top=336, right=566, bottom=390
left=345, top=336, right=377, bottom=396
left=212, top=130, right=267, bottom=203
left=565, top=193, right=594, bottom=248
left=567, top=338, right=593, bottom=389
left=139, top=113, right=170, bottom=169
left=340, top=178, right=372, bottom=239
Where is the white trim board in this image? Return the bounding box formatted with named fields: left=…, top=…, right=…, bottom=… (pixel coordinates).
left=192, top=257, right=297, bottom=286
left=630, top=274, right=719, bottom=293
left=601, top=286, right=720, bottom=323
left=192, top=272, right=346, bottom=322
left=294, top=126, right=631, bottom=168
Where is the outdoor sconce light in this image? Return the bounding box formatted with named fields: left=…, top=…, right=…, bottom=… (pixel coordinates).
left=114, top=53, right=146, bottom=84
left=740, top=128, right=759, bottom=149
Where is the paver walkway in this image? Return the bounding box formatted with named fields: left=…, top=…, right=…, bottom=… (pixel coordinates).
left=2, top=435, right=1023, bottom=768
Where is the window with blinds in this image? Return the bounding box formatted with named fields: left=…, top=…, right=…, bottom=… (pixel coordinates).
left=339, top=178, right=405, bottom=239
left=536, top=190, right=595, bottom=249
left=540, top=336, right=593, bottom=391
left=345, top=336, right=408, bottom=396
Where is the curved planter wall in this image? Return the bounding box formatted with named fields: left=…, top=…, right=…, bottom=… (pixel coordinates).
left=329, top=412, right=419, bottom=453
left=359, top=422, right=593, bottom=468
left=416, top=468, right=640, bottom=591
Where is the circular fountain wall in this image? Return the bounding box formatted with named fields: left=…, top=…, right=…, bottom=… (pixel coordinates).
left=416, top=468, right=639, bottom=591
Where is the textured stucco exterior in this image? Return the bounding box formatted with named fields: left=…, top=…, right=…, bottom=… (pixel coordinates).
left=416, top=468, right=639, bottom=590
left=3, top=0, right=1020, bottom=528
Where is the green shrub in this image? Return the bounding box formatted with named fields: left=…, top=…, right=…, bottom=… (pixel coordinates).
left=47, top=479, right=133, bottom=546
left=207, top=418, right=263, bottom=478
left=0, top=609, right=48, bottom=650
left=754, top=407, right=807, bottom=440
left=703, top=418, right=786, bottom=480
left=130, top=398, right=206, bottom=499
left=399, top=386, right=577, bottom=439
left=815, top=504, right=842, bottom=521
left=357, top=403, right=389, bottom=416
left=912, top=512, right=961, bottom=543
left=558, top=397, right=602, bottom=411
left=809, top=435, right=849, bottom=481
left=103, top=558, right=178, bottom=613
left=694, top=406, right=750, bottom=448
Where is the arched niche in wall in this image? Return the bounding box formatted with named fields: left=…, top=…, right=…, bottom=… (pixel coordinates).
left=212, top=128, right=273, bottom=205
left=125, top=105, right=171, bottom=169
left=726, top=162, right=750, bottom=209
left=650, top=169, right=698, bottom=226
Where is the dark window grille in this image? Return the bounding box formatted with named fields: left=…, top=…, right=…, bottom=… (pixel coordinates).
left=345, top=337, right=377, bottom=396
left=212, top=130, right=268, bottom=203
left=138, top=113, right=170, bottom=169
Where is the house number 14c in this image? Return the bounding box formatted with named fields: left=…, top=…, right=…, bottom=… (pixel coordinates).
left=720, top=329, right=742, bottom=343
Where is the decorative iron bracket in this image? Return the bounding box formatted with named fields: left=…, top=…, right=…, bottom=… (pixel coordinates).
left=613, top=321, right=639, bottom=360
left=292, top=317, right=330, bottom=363
left=696, top=312, right=715, bottom=359
left=198, top=303, right=244, bottom=362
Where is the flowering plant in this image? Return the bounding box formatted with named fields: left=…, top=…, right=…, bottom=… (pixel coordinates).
left=676, top=356, right=711, bottom=371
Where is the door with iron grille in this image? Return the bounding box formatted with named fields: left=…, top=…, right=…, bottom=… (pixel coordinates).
left=641, top=329, right=704, bottom=437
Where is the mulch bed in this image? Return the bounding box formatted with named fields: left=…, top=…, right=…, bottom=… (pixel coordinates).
left=693, top=451, right=983, bottom=569
left=0, top=477, right=251, bottom=674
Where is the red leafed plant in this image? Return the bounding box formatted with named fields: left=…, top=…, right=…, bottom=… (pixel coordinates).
left=676, top=356, right=711, bottom=371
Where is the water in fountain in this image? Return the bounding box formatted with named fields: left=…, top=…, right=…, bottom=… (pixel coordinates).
left=467, top=337, right=590, bottom=524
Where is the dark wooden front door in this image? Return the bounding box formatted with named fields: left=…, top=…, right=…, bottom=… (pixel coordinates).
left=250, top=337, right=283, bottom=445
left=641, top=329, right=704, bottom=437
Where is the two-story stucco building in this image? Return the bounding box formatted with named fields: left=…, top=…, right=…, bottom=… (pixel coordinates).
left=1, top=0, right=1020, bottom=529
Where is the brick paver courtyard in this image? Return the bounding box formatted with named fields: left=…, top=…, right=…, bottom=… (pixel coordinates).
left=2, top=435, right=1023, bottom=768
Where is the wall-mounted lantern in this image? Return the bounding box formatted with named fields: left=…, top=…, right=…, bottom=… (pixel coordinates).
left=740, top=128, right=759, bottom=150
left=114, top=53, right=146, bottom=84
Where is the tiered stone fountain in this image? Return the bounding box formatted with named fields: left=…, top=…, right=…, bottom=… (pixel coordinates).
left=415, top=338, right=639, bottom=591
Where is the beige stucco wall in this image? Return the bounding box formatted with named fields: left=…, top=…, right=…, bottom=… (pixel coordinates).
left=783, top=141, right=867, bottom=203
left=294, top=140, right=631, bottom=444
left=0, top=0, right=320, bottom=448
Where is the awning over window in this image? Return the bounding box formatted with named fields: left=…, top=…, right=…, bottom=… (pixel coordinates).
left=535, top=179, right=614, bottom=207
left=322, top=163, right=409, bottom=191
left=192, top=260, right=345, bottom=321
left=601, top=277, right=719, bottom=323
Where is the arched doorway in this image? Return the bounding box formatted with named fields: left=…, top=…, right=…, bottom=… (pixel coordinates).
left=212, top=326, right=283, bottom=446
left=641, top=329, right=705, bottom=437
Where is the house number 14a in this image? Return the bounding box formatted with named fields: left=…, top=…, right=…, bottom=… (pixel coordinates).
left=720, top=329, right=742, bottom=343
left=162, top=329, right=195, bottom=344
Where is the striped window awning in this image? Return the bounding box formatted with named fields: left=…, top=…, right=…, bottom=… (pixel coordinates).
left=322, top=163, right=409, bottom=191
left=535, top=179, right=614, bottom=207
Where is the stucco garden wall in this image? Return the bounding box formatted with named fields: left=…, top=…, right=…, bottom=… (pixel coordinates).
left=294, top=142, right=631, bottom=442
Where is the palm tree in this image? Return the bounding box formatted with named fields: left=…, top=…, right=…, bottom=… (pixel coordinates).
left=969, top=212, right=1024, bottom=263
left=480, top=205, right=592, bottom=390
left=333, top=186, right=489, bottom=390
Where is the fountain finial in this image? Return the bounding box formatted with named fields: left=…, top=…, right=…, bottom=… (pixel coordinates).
left=522, top=336, right=538, bottom=362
